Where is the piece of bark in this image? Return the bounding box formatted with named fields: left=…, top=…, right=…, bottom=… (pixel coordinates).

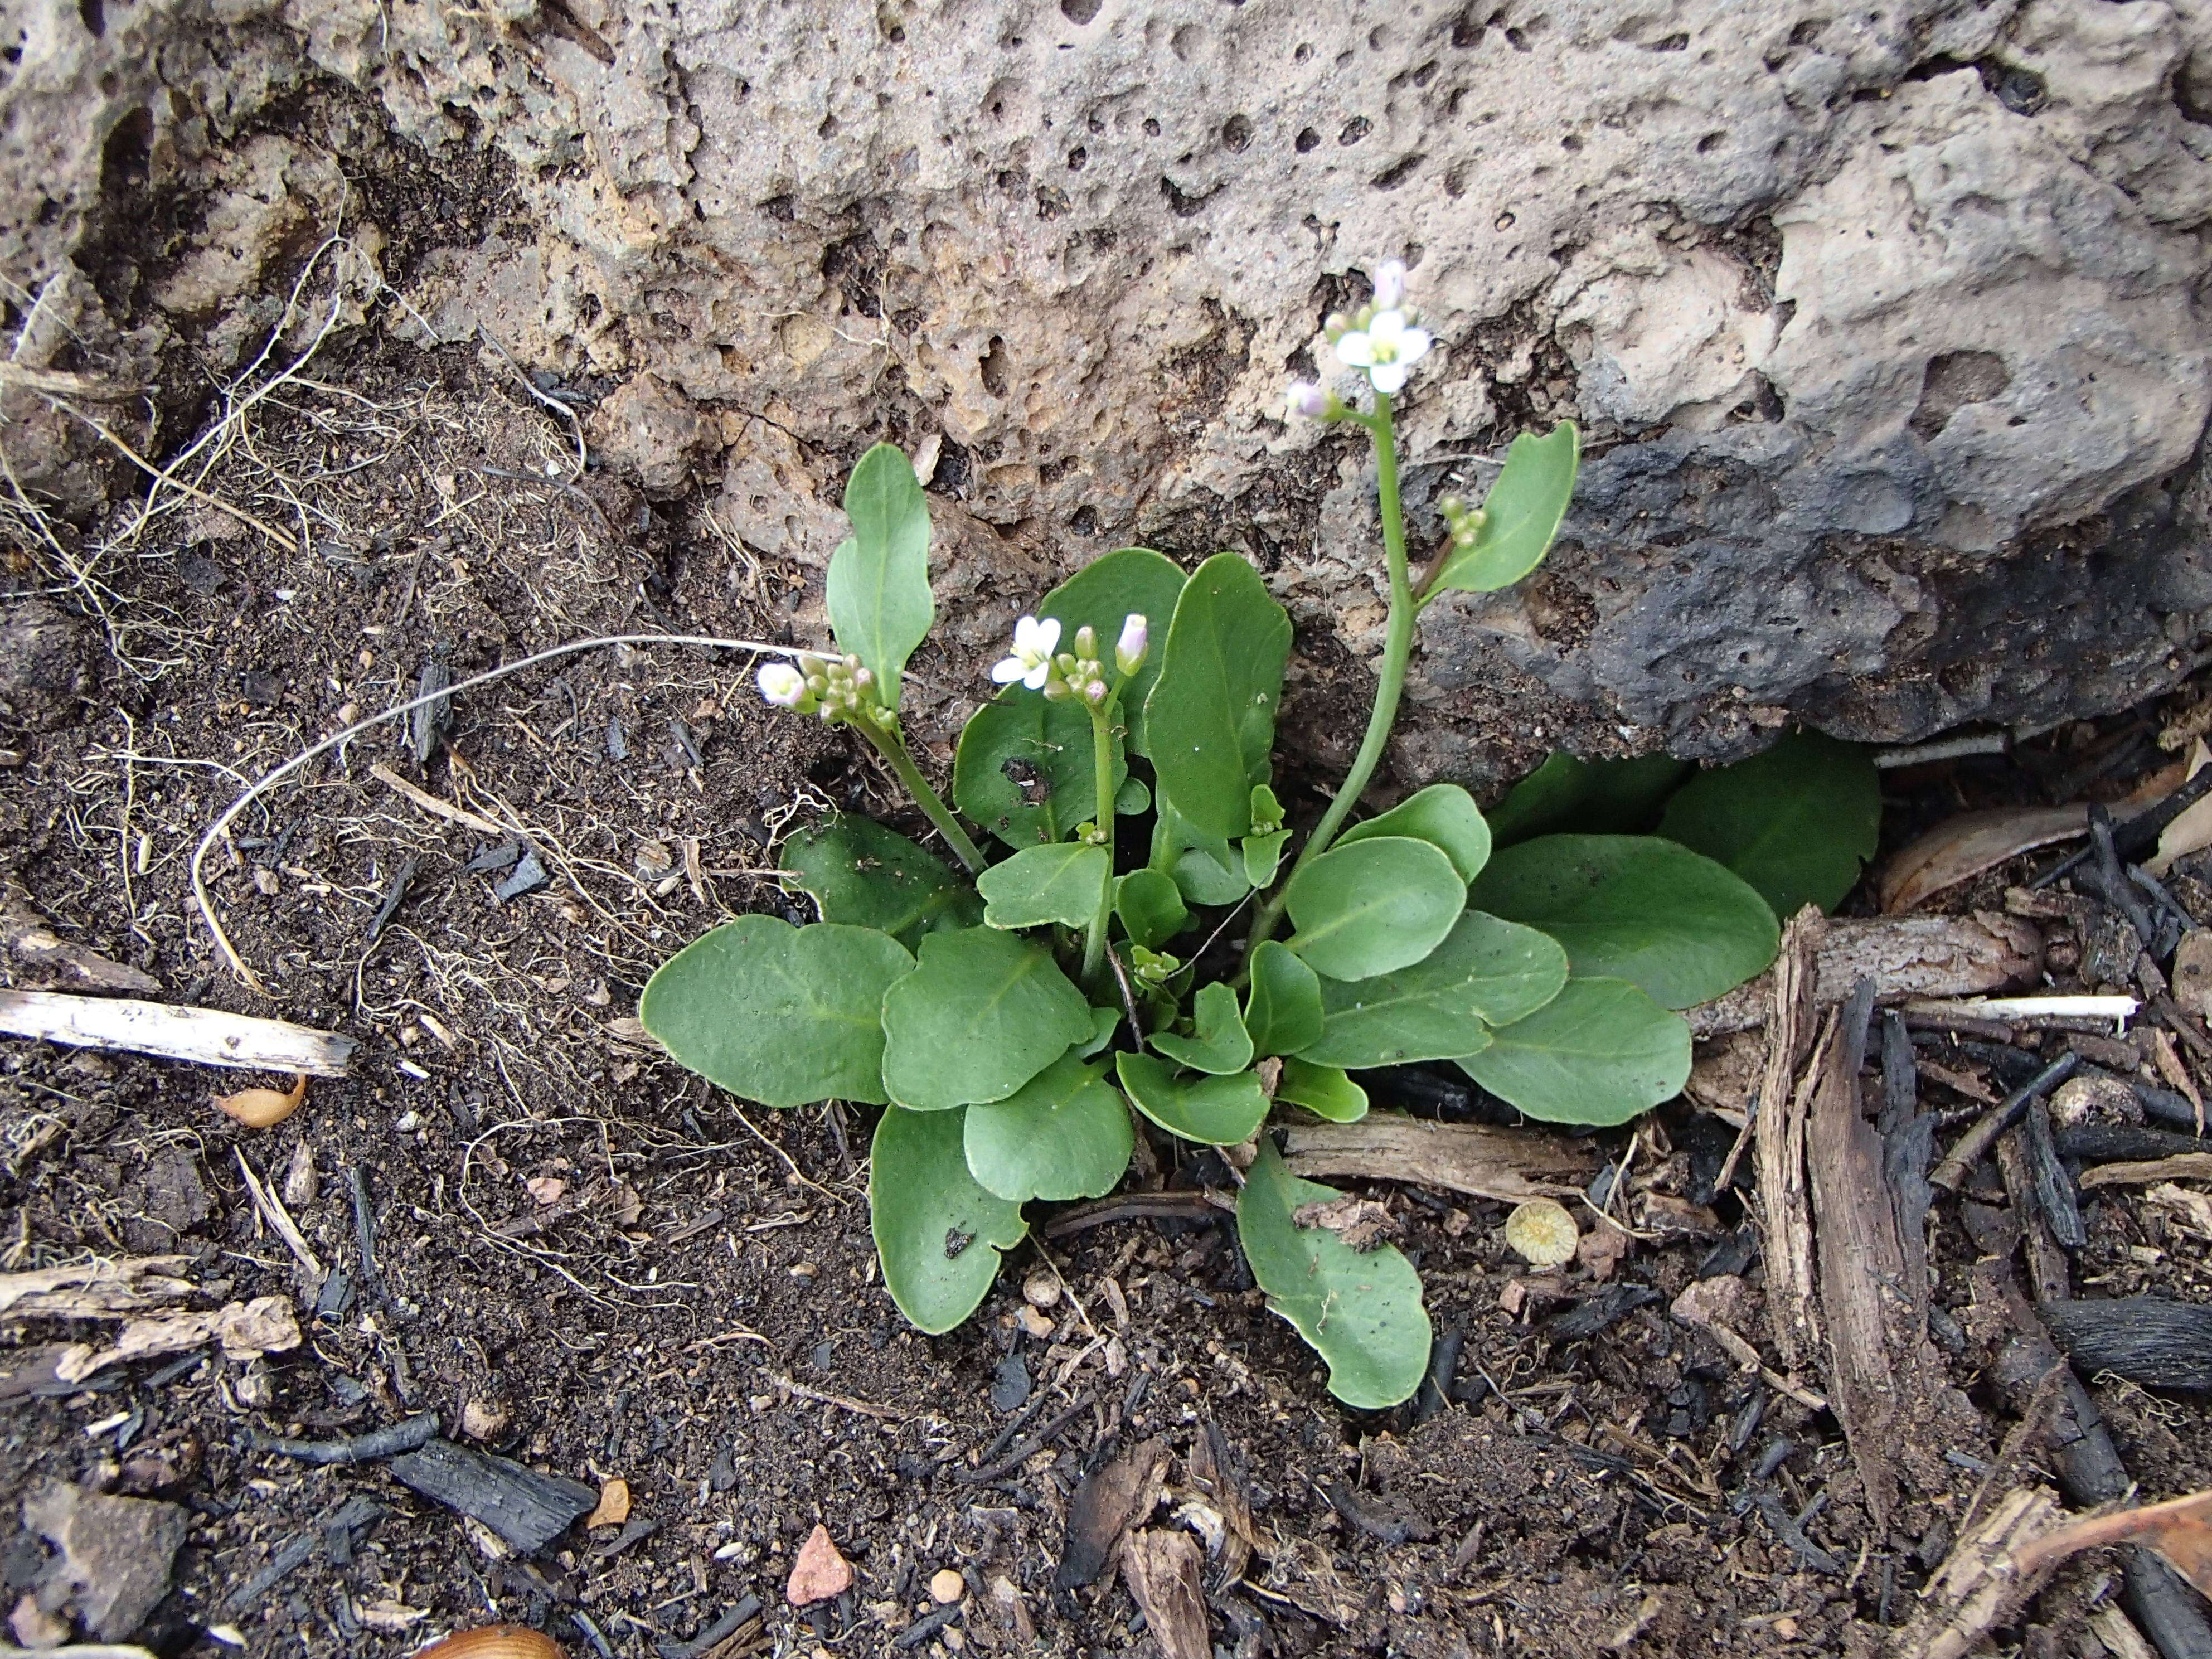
left=1055, top=1437, right=1166, bottom=1590
left=1118, top=1529, right=1210, bottom=1659
left=1755, top=910, right=1826, bottom=1369
left=2040, top=1298, right=2212, bottom=1391
left=1689, top=914, right=2043, bottom=1037
left=0, top=1257, right=192, bottom=1320
left=54, top=1297, right=302, bottom=1382
left=0, top=990, right=356, bottom=1075
left=1, top=879, right=159, bottom=995
left=1185, top=1420, right=1255, bottom=1584
left=1805, top=979, right=1948, bottom=1537
left=386, top=1438, right=596, bottom=1553
left=2058, top=1124, right=2210, bottom=1164
left=2172, top=930, right=2212, bottom=1022
left=1279, top=1115, right=1595, bottom=1204
left=23, top=1483, right=192, bottom=1642
left=1880, top=1485, right=2068, bottom=1659
left=2016, top=1491, right=2212, bottom=1601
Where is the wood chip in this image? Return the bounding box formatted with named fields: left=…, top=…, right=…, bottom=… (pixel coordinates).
left=1055, top=1437, right=1166, bottom=1590
left=2016, top=1489, right=2212, bottom=1600
left=2, top=877, right=161, bottom=995
left=0, top=1257, right=193, bottom=1320
left=56, top=1296, right=303, bottom=1382
left=1118, top=1529, right=1210, bottom=1659
left=2173, top=930, right=2212, bottom=1023
left=1884, top=1485, right=2067, bottom=1659
left=1753, top=910, right=1824, bottom=1369
left=584, top=1477, right=630, bottom=1529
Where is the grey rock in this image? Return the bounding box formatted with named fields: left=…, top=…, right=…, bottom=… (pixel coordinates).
left=22, top=1482, right=190, bottom=1641
left=4, top=0, right=2212, bottom=764
left=0, top=601, right=90, bottom=732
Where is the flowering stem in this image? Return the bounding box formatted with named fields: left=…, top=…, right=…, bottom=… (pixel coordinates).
left=1080, top=699, right=1120, bottom=992
left=852, top=716, right=987, bottom=875
left=1245, top=393, right=1413, bottom=962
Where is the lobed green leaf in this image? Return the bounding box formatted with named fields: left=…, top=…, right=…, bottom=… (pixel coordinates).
left=639, top=915, right=911, bottom=1109
left=1304, top=910, right=1565, bottom=1069
left=1115, top=868, right=1190, bottom=952
left=1148, top=980, right=1255, bottom=1075
left=1275, top=1059, right=1369, bottom=1123
left=1143, top=554, right=1292, bottom=841
left=779, top=814, right=980, bottom=949
left=1115, top=1053, right=1270, bottom=1145
left=1456, top=976, right=1691, bottom=1127
left=1244, top=940, right=1324, bottom=1058
left=955, top=692, right=1126, bottom=849
left=963, top=1053, right=1134, bottom=1202
left=871, top=1105, right=1027, bottom=1333
left=880, top=927, right=1093, bottom=1110
left=826, top=444, right=934, bottom=701
left=1467, top=834, right=1779, bottom=1009
left=977, top=842, right=1110, bottom=931
left=1336, top=783, right=1491, bottom=883
left=1485, top=751, right=1691, bottom=848
left=1286, top=836, right=1465, bottom=981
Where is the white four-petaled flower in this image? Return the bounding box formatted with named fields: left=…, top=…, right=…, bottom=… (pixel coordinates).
left=1334, top=309, right=1432, bottom=395
left=757, top=662, right=809, bottom=707
left=991, top=614, right=1063, bottom=690
left=1115, top=613, right=1148, bottom=676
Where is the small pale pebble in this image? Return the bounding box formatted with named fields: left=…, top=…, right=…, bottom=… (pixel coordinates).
left=929, top=1568, right=965, bottom=1604
left=1016, top=1305, right=1053, bottom=1339
left=1021, top=1272, right=1060, bottom=1309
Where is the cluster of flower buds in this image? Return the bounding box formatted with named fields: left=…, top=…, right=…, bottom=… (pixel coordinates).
left=756, top=652, right=895, bottom=729
left=1288, top=257, right=1434, bottom=413
left=1128, top=945, right=1180, bottom=988
left=991, top=613, right=1148, bottom=709
left=1435, top=492, right=1488, bottom=549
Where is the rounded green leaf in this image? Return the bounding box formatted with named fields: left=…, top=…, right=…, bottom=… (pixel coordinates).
left=1149, top=981, right=1254, bottom=1075
left=1243, top=828, right=1292, bottom=889
left=1656, top=731, right=1879, bottom=918
left=1276, top=1059, right=1368, bottom=1123
left=779, top=814, right=981, bottom=949
left=1153, top=789, right=1251, bottom=906
left=1286, top=837, right=1465, bottom=981
left=1143, top=553, right=1292, bottom=840
left=1039, top=547, right=1188, bottom=756
left=963, top=1054, right=1134, bottom=1202
left=1427, top=421, right=1579, bottom=596
left=1467, top=835, right=1780, bottom=1009
left=872, top=1105, right=1027, bottom=1334
left=1305, top=911, right=1565, bottom=1069
left=881, top=927, right=1093, bottom=1110
left=640, top=915, right=913, bottom=1108
left=954, top=691, right=1126, bottom=849
left=1079, top=1003, right=1122, bottom=1057
left=1485, top=751, right=1692, bottom=848
left=1114, top=1053, right=1269, bottom=1145
left=1115, top=868, right=1190, bottom=951
left=1336, top=783, right=1491, bottom=883
left=1457, top=977, right=1692, bottom=1126
left=827, top=444, right=934, bottom=702
left=1245, top=940, right=1324, bottom=1058
left=977, top=842, right=1110, bottom=931
left=1115, top=775, right=1152, bottom=816
left=1237, top=1138, right=1429, bottom=1409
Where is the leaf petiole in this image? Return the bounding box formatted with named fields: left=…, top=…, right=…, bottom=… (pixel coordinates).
left=850, top=714, right=988, bottom=875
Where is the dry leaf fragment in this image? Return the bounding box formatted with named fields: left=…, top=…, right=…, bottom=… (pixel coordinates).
left=1878, top=806, right=2088, bottom=913
left=54, top=1296, right=303, bottom=1382
left=215, top=1071, right=307, bottom=1128
left=526, top=1176, right=567, bottom=1206
left=2014, top=1488, right=2212, bottom=1598
left=2151, top=740, right=2212, bottom=875
left=1290, top=1195, right=1398, bottom=1251
left=584, top=1477, right=630, bottom=1529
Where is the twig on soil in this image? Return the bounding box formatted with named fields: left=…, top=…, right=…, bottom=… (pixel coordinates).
left=233, top=1149, right=324, bottom=1280
left=765, top=1370, right=900, bottom=1421
left=245, top=1412, right=439, bottom=1464
left=191, top=633, right=800, bottom=991
left=953, top=1391, right=1097, bottom=1485
left=367, top=764, right=506, bottom=836
left=1930, top=1052, right=2080, bottom=1191
left=0, top=989, right=357, bottom=1075
left=1040, top=1191, right=1235, bottom=1239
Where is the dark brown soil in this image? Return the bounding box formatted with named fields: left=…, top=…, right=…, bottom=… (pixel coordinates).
left=4, top=273, right=2212, bottom=1659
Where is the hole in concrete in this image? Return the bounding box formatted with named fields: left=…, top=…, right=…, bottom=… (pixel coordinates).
left=979, top=337, right=1010, bottom=399
left=1059, top=0, right=1099, bottom=21
left=1222, top=114, right=1252, bottom=151
left=1294, top=127, right=1320, bottom=152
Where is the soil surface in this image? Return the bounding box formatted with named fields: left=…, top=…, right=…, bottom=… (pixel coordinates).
left=5, top=222, right=2212, bottom=1659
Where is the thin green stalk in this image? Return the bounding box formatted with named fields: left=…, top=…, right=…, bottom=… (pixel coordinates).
left=1245, top=395, right=1414, bottom=960
left=854, top=716, right=987, bottom=874
left=1080, top=700, right=1118, bottom=990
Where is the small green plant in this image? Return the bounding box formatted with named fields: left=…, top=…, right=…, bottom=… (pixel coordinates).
left=641, top=260, right=1866, bottom=1407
